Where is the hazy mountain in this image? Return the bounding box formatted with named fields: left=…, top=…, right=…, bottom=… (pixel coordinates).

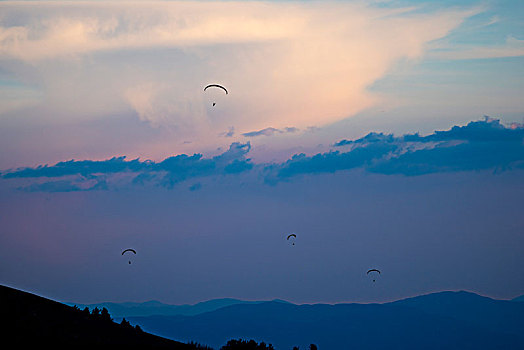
left=392, top=290, right=524, bottom=336
left=68, top=298, right=281, bottom=318
left=127, top=291, right=524, bottom=350
left=511, top=294, right=524, bottom=302
left=0, top=284, right=200, bottom=348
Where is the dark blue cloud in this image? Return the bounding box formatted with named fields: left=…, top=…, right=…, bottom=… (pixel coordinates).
left=156, top=143, right=251, bottom=187
left=19, top=177, right=108, bottom=192
left=333, top=132, right=395, bottom=147
left=264, top=142, right=397, bottom=184
left=20, top=180, right=85, bottom=192
left=272, top=118, right=524, bottom=182
left=369, top=140, right=524, bottom=176
left=189, top=182, right=202, bottom=192
left=2, top=156, right=147, bottom=179
left=334, top=117, right=524, bottom=146
left=2, top=118, right=523, bottom=191
left=2, top=142, right=254, bottom=190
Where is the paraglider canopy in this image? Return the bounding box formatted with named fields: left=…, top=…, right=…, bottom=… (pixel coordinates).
left=121, top=248, right=136, bottom=255
left=287, top=233, right=297, bottom=245
left=204, top=84, right=228, bottom=94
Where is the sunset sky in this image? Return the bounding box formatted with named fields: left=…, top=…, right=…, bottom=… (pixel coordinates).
left=0, top=0, right=523, bottom=304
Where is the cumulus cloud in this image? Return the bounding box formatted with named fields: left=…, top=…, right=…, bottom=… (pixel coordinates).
left=3, top=119, right=523, bottom=191
left=0, top=1, right=477, bottom=148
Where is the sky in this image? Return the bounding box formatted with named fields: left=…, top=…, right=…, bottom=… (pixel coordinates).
left=0, top=0, right=523, bottom=304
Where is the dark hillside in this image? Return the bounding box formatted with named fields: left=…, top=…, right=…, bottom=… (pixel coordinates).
left=0, top=284, right=197, bottom=348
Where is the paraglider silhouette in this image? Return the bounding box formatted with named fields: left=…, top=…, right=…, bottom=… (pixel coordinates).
left=287, top=233, right=297, bottom=246
left=367, top=268, right=381, bottom=282
left=204, top=84, right=228, bottom=107
left=122, top=248, right=136, bottom=264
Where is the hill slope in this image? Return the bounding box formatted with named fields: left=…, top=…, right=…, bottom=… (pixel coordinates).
left=1, top=284, right=196, bottom=348
left=128, top=292, right=524, bottom=350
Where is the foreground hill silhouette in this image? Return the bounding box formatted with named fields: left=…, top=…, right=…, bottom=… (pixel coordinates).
left=127, top=291, right=524, bottom=350
left=0, top=284, right=201, bottom=348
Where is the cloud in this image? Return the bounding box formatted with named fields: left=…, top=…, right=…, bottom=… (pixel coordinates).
left=428, top=36, right=524, bottom=60
left=242, top=127, right=299, bottom=138
left=3, top=142, right=254, bottom=190
left=2, top=156, right=146, bottom=179
left=272, top=118, right=524, bottom=180
left=20, top=180, right=85, bottom=193
left=189, top=182, right=202, bottom=192
left=220, top=127, right=235, bottom=138
left=334, top=116, right=524, bottom=147
left=0, top=1, right=477, bottom=148
left=19, top=177, right=108, bottom=193
left=3, top=118, right=523, bottom=191
left=264, top=142, right=397, bottom=184
left=333, top=132, right=395, bottom=147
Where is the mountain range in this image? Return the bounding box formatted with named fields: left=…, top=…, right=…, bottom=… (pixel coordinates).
left=124, top=291, right=524, bottom=349
left=7, top=283, right=524, bottom=349
left=68, top=298, right=276, bottom=318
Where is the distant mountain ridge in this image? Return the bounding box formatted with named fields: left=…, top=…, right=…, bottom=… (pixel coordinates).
left=126, top=291, right=524, bottom=350
left=512, top=294, right=524, bottom=302
left=68, top=298, right=290, bottom=318
left=8, top=283, right=524, bottom=349
left=392, top=290, right=524, bottom=336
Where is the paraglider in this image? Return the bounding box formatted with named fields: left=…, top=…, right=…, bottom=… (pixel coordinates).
left=367, top=269, right=381, bottom=282
left=287, top=233, right=297, bottom=246
left=204, top=84, right=228, bottom=107
left=122, top=248, right=136, bottom=264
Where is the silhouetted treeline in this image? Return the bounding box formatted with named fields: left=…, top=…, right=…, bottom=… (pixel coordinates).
left=73, top=305, right=114, bottom=323
left=220, top=339, right=274, bottom=349
left=73, top=305, right=144, bottom=331
left=73, top=305, right=216, bottom=349
left=218, top=339, right=318, bottom=350
left=188, top=341, right=214, bottom=349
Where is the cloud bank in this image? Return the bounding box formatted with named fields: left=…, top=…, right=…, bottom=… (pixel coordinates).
left=0, top=1, right=477, bottom=147
left=2, top=118, right=523, bottom=191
